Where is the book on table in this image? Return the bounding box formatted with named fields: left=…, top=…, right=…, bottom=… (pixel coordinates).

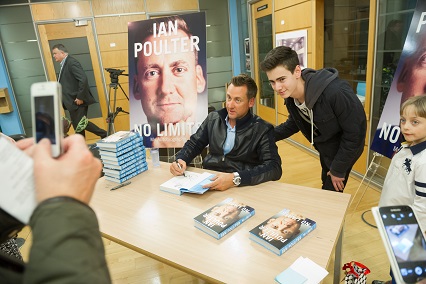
left=105, top=163, right=148, bottom=184
left=99, top=143, right=144, bottom=158
left=99, top=145, right=145, bottom=162
left=159, top=171, right=215, bottom=195
left=193, top=197, right=255, bottom=240
left=101, top=149, right=145, bottom=166
left=96, top=131, right=140, bottom=150
left=249, top=208, right=316, bottom=256
left=103, top=161, right=148, bottom=179
left=103, top=156, right=145, bottom=171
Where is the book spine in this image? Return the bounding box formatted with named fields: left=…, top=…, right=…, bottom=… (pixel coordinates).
left=103, top=159, right=143, bottom=171
left=279, top=223, right=317, bottom=255
left=101, top=150, right=145, bottom=164
left=104, top=162, right=147, bottom=178
left=219, top=211, right=255, bottom=239
left=105, top=165, right=148, bottom=183
left=115, top=137, right=143, bottom=152
left=100, top=145, right=144, bottom=159
left=100, top=144, right=145, bottom=157
left=115, top=134, right=137, bottom=148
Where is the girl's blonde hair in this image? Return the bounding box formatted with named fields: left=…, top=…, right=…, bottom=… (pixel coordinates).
left=400, top=95, right=426, bottom=118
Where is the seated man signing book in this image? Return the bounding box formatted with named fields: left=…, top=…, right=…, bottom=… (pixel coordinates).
left=170, top=74, right=282, bottom=191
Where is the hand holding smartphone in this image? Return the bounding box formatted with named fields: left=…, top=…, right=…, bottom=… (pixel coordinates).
left=31, top=82, right=63, bottom=157
left=372, top=205, right=426, bottom=284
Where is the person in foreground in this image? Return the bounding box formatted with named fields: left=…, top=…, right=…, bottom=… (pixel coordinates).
left=0, top=132, right=24, bottom=262
left=170, top=74, right=282, bottom=191
left=373, top=95, right=426, bottom=284
left=0, top=135, right=111, bottom=283
left=261, top=46, right=366, bottom=192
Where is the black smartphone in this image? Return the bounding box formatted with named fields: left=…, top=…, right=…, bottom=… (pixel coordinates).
left=372, top=205, right=426, bottom=284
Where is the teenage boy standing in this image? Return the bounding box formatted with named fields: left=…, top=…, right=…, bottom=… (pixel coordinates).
left=261, top=46, right=366, bottom=192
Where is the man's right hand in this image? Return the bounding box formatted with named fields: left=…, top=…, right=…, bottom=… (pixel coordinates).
left=170, top=159, right=187, bottom=176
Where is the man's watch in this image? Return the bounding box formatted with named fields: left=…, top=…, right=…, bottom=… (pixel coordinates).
left=233, top=172, right=241, bottom=186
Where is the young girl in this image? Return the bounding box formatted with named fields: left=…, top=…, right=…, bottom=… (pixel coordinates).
left=374, top=95, right=426, bottom=284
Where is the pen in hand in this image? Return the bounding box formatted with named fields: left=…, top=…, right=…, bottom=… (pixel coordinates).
left=110, top=181, right=131, bottom=191
left=175, top=160, right=186, bottom=177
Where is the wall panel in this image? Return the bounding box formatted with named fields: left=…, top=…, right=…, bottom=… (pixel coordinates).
left=95, top=15, right=146, bottom=35
left=98, top=34, right=128, bottom=52
left=31, top=1, right=91, bottom=21
left=92, top=0, right=145, bottom=15
left=274, top=0, right=307, bottom=11
left=145, top=0, right=198, bottom=13
left=274, top=2, right=312, bottom=32
left=100, top=50, right=128, bottom=71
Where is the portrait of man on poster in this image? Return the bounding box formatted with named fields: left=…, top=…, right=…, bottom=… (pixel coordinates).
left=128, top=12, right=208, bottom=148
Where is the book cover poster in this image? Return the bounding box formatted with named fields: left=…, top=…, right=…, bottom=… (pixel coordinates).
left=249, top=209, right=315, bottom=250
left=194, top=198, right=255, bottom=234
left=370, top=0, right=426, bottom=158
left=128, top=12, right=208, bottom=148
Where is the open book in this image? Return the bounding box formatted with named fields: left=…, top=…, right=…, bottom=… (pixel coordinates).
left=160, top=171, right=215, bottom=195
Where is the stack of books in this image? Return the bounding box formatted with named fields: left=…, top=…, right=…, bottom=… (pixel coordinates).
left=96, top=131, right=148, bottom=183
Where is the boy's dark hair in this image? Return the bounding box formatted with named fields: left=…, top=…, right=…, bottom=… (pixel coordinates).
left=260, top=46, right=299, bottom=73
left=229, top=74, right=258, bottom=100
left=401, top=95, right=426, bottom=118
left=52, top=43, right=68, bottom=53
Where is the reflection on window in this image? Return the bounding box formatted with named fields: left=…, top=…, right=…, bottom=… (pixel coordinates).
left=256, top=15, right=274, bottom=108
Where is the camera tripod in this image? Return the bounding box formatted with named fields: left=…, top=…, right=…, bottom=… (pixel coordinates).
left=105, top=69, right=129, bottom=136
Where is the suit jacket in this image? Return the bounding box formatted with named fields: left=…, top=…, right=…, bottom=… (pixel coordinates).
left=59, top=55, right=96, bottom=111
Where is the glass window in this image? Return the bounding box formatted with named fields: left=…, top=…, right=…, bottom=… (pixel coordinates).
left=256, top=14, right=274, bottom=109
left=369, top=1, right=416, bottom=183
left=324, top=1, right=369, bottom=98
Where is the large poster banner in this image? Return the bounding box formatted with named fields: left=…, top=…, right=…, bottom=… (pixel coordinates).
left=128, top=12, right=207, bottom=148
left=371, top=1, right=426, bottom=158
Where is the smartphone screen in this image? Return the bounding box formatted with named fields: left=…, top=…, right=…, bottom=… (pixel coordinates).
left=34, top=95, right=57, bottom=144
left=379, top=206, right=426, bottom=283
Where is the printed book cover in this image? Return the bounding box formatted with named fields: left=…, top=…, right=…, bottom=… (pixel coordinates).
left=249, top=208, right=316, bottom=256
left=159, top=171, right=214, bottom=195
left=194, top=197, right=255, bottom=240
left=96, top=131, right=139, bottom=149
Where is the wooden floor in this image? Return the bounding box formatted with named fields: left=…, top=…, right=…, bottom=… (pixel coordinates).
left=18, top=140, right=391, bottom=283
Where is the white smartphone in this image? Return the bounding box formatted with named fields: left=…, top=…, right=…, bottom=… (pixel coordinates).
left=31, top=81, right=63, bottom=157
left=372, top=205, right=426, bottom=284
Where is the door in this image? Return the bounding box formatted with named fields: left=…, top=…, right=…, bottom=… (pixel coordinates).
left=37, top=21, right=108, bottom=141
left=250, top=0, right=274, bottom=125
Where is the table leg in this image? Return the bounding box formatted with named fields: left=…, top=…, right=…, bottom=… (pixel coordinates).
left=334, top=228, right=343, bottom=284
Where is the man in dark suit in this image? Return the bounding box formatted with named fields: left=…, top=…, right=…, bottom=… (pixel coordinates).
left=52, top=44, right=107, bottom=139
